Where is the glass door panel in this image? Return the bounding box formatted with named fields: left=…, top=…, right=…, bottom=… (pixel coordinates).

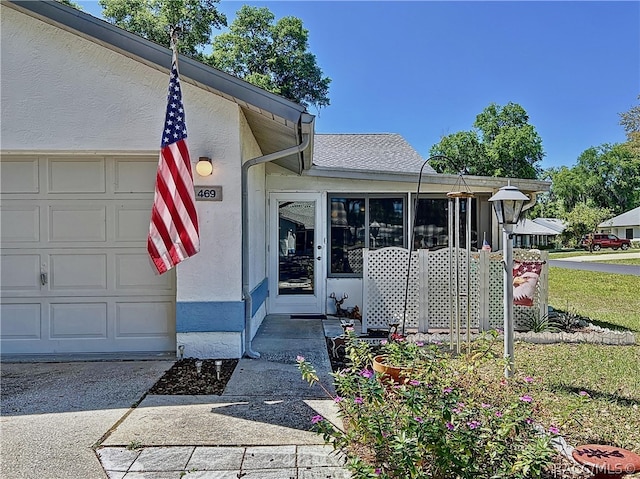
left=278, top=200, right=315, bottom=295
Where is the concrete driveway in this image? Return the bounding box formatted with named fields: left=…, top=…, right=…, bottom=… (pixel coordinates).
left=0, top=360, right=173, bottom=479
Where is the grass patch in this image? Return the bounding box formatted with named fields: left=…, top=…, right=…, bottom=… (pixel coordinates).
left=596, top=258, right=640, bottom=265
left=513, top=265, right=640, bottom=452
left=548, top=267, right=640, bottom=332
left=515, top=342, right=640, bottom=450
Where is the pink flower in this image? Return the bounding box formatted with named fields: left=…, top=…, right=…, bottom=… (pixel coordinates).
left=446, top=422, right=455, bottom=431
left=519, top=395, right=533, bottom=403
left=549, top=426, right=560, bottom=435
left=526, top=418, right=533, bottom=424
left=467, top=420, right=480, bottom=429
left=408, top=379, right=421, bottom=386
left=579, top=391, right=590, bottom=397
left=481, top=403, right=491, bottom=408
left=416, top=341, right=424, bottom=347
left=495, top=411, right=503, bottom=418
left=523, top=376, right=534, bottom=383
left=296, top=355, right=305, bottom=362
left=354, top=397, right=364, bottom=404
left=414, top=416, right=424, bottom=423
left=375, top=468, right=382, bottom=475
left=443, top=387, right=453, bottom=394
left=360, top=369, right=373, bottom=378
left=380, top=339, right=388, bottom=345
left=311, top=415, right=323, bottom=424
left=334, top=396, right=344, bottom=403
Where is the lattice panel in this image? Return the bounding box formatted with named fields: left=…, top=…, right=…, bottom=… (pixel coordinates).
left=362, top=247, right=547, bottom=333
left=424, top=249, right=479, bottom=330
left=363, top=247, right=419, bottom=331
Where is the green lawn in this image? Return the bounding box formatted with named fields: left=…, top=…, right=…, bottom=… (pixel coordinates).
left=517, top=266, right=640, bottom=451
left=597, top=258, right=640, bottom=265
left=548, top=267, right=640, bottom=332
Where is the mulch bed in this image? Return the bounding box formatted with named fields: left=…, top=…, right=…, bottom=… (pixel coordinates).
left=148, top=358, right=238, bottom=395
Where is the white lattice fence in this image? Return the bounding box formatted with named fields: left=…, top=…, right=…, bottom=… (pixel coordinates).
left=362, top=247, right=548, bottom=333
left=421, top=248, right=480, bottom=331
left=362, top=247, right=419, bottom=331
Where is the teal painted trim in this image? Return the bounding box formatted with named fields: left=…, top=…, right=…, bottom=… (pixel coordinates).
left=176, top=301, right=244, bottom=332
left=250, top=277, right=269, bottom=316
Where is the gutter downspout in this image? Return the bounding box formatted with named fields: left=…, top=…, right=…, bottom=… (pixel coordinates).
left=241, top=130, right=311, bottom=358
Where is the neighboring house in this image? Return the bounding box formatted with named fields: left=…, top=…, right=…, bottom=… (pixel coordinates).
left=512, top=218, right=566, bottom=248
left=0, top=1, right=550, bottom=359
left=598, top=206, right=640, bottom=241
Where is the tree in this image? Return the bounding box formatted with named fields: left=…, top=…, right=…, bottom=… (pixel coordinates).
left=207, top=5, right=330, bottom=109
left=562, top=202, right=612, bottom=245
left=429, top=102, right=544, bottom=179
left=99, top=0, right=227, bottom=61
left=619, top=95, right=640, bottom=156
left=573, top=143, right=640, bottom=214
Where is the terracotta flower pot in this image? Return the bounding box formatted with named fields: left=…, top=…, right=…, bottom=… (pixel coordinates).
left=372, top=355, right=412, bottom=384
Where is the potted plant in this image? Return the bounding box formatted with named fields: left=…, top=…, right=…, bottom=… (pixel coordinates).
left=372, top=334, right=437, bottom=383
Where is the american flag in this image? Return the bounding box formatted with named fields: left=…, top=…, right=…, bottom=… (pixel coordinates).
left=147, top=49, right=200, bottom=274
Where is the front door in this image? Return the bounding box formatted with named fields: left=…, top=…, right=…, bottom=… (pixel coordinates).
left=269, top=193, right=325, bottom=314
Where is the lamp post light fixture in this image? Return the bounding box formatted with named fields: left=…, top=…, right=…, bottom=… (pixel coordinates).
left=488, top=182, right=529, bottom=378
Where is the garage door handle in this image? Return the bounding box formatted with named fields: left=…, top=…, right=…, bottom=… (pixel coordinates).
left=40, top=272, right=48, bottom=286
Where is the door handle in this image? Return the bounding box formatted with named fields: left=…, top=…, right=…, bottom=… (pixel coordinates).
left=40, top=272, right=48, bottom=285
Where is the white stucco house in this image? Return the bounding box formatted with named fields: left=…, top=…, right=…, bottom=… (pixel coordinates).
left=0, top=1, right=550, bottom=359
left=512, top=218, right=566, bottom=248
left=597, top=206, right=640, bottom=241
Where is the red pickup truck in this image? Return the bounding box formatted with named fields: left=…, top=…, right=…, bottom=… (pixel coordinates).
left=580, top=234, right=631, bottom=251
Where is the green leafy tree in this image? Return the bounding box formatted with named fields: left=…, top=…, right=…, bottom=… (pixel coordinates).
left=207, top=5, right=330, bottom=109
left=429, top=102, right=544, bottom=179
left=562, top=202, right=612, bottom=245
left=619, top=95, right=640, bottom=156
left=99, top=0, right=227, bottom=61
left=573, top=143, right=640, bottom=214
left=57, top=0, right=83, bottom=9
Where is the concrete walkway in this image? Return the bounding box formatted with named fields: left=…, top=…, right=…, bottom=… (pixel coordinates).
left=552, top=251, right=640, bottom=262
left=97, top=315, right=349, bottom=478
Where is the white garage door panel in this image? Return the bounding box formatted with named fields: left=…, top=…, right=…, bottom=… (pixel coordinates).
left=116, top=301, right=173, bottom=337
left=50, top=254, right=108, bottom=290
left=0, top=205, right=40, bottom=242
left=0, top=254, right=41, bottom=290
left=48, top=158, right=106, bottom=193
left=116, top=203, right=153, bottom=241
left=115, top=159, right=157, bottom=193
left=0, top=158, right=39, bottom=193
left=0, top=156, right=176, bottom=355
left=116, top=253, right=174, bottom=291
left=50, top=205, right=107, bottom=242
left=0, top=304, right=41, bottom=339
left=50, top=302, right=108, bottom=338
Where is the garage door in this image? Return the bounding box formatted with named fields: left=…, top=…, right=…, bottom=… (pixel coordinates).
left=0, top=156, right=176, bottom=355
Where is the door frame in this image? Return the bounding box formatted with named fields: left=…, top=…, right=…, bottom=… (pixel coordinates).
left=268, top=192, right=326, bottom=314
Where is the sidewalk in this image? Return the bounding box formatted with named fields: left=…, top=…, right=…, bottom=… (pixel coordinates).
left=553, top=251, right=640, bottom=262
left=97, top=315, right=350, bottom=478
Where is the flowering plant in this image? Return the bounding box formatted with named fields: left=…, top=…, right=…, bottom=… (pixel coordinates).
left=298, top=331, right=561, bottom=479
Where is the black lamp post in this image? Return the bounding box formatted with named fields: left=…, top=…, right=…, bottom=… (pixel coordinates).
left=488, top=183, right=528, bottom=378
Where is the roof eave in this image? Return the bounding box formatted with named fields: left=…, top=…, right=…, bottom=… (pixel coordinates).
left=303, top=166, right=551, bottom=192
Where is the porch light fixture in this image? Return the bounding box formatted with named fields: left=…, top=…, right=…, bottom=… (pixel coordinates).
left=488, top=182, right=529, bottom=378
left=195, top=156, right=213, bottom=177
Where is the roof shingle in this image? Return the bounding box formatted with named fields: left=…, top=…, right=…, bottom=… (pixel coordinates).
left=312, top=133, right=436, bottom=174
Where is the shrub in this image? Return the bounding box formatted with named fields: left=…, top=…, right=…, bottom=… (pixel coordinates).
left=298, top=332, right=559, bottom=479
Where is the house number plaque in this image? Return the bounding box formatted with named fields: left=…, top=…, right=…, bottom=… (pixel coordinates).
left=195, top=186, right=223, bottom=201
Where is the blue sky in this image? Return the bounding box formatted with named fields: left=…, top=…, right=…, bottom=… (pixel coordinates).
left=79, top=1, right=639, bottom=170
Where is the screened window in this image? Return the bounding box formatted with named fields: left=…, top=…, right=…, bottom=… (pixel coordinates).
left=329, top=195, right=405, bottom=276
left=412, top=197, right=477, bottom=250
